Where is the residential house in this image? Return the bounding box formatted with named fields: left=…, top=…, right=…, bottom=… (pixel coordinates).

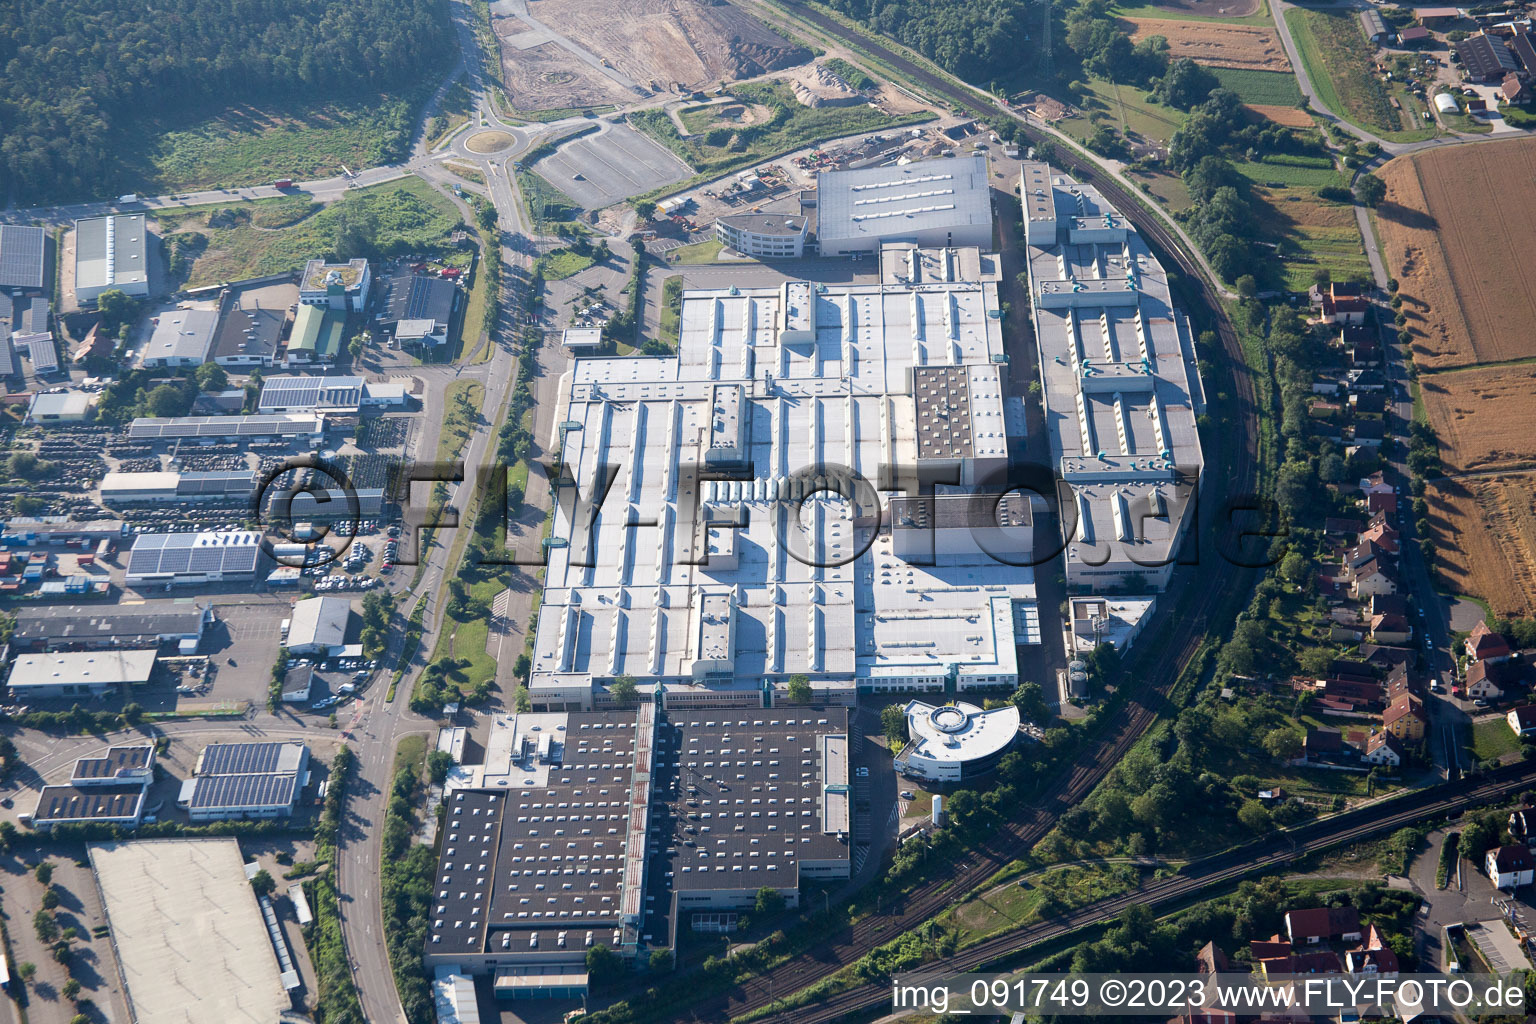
left=1347, top=368, right=1386, bottom=391
left=1317, top=677, right=1383, bottom=709
left=1352, top=419, right=1385, bottom=448
left=1286, top=906, right=1363, bottom=945
left=1362, top=516, right=1399, bottom=553
left=1366, top=491, right=1397, bottom=518
left=1363, top=730, right=1405, bottom=767
left=1465, top=659, right=1506, bottom=700
left=1486, top=844, right=1536, bottom=889
left=1384, top=662, right=1422, bottom=701
left=1345, top=926, right=1400, bottom=975
left=1398, top=24, right=1433, bottom=45
left=1351, top=391, right=1387, bottom=416
left=1321, top=282, right=1369, bottom=324
left=1502, top=73, right=1530, bottom=105
left=1351, top=557, right=1399, bottom=599
left=1313, top=375, right=1347, bottom=396
left=1359, top=471, right=1393, bottom=496
left=1364, top=644, right=1416, bottom=672
left=1324, top=517, right=1366, bottom=538
left=1466, top=621, right=1513, bottom=663
left=1508, top=704, right=1536, bottom=738
left=1344, top=539, right=1392, bottom=571
left=1383, top=692, right=1427, bottom=742
left=1302, top=727, right=1348, bottom=764
left=1371, top=610, right=1412, bottom=644
left=1343, top=324, right=1380, bottom=365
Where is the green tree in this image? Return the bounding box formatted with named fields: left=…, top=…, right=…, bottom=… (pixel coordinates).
left=16, top=962, right=35, bottom=981
left=1237, top=799, right=1272, bottom=833
left=13, top=495, right=44, bottom=516
left=33, top=908, right=57, bottom=943
left=427, top=749, right=455, bottom=785
left=1355, top=172, right=1387, bottom=207
left=648, top=948, right=674, bottom=972
left=145, top=383, right=189, bottom=418
left=634, top=200, right=657, bottom=221
left=62, top=977, right=81, bottom=1001
left=785, top=674, right=813, bottom=703
left=34, top=861, right=52, bottom=885
left=754, top=886, right=786, bottom=915
left=193, top=361, right=228, bottom=391
left=610, top=675, right=639, bottom=704
left=7, top=452, right=39, bottom=479
left=1262, top=727, right=1304, bottom=761
left=41, top=888, right=59, bottom=910
left=250, top=869, right=275, bottom=897
left=96, top=288, right=140, bottom=333
left=1235, top=274, right=1257, bottom=299
left=880, top=703, right=908, bottom=745
left=1280, top=551, right=1309, bottom=584
left=586, top=943, right=623, bottom=985
left=1011, top=680, right=1048, bottom=722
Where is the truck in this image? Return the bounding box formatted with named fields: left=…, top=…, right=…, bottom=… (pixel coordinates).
left=117, top=194, right=139, bottom=204
left=273, top=179, right=295, bottom=189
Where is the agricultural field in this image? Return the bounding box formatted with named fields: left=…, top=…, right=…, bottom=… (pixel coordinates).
left=1250, top=187, right=1370, bottom=291
left=124, top=97, right=419, bottom=193
left=1376, top=137, right=1536, bottom=368
left=1427, top=474, right=1536, bottom=617
left=1234, top=153, right=1345, bottom=189
left=1122, top=17, right=1291, bottom=72
left=1284, top=8, right=1430, bottom=139
left=1420, top=365, right=1536, bottom=474
left=153, top=176, right=462, bottom=288
left=492, top=0, right=808, bottom=114
left=1247, top=105, right=1315, bottom=127
left=1113, top=0, right=1265, bottom=21
left=1211, top=66, right=1305, bottom=105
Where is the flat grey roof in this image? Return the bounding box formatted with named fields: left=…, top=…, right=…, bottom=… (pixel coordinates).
left=89, top=839, right=290, bottom=1024
left=75, top=215, right=148, bottom=292
left=0, top=225, right=46, bottom=290
left=14, top=601, right=208, bottom=645
left=212, top=303, right=284, bottom=362
left=35, top=784, right=144, bottom=822
left=127, top=413, right=324, bottom=440
left=817, top=153, right=992, bottom=245
left=287, top=596, right=351, bottom=649
left=9, top=649, right=157, bottom=688
left=717, top=213, right=807, bottom=236
left=143, top=308, right=218, bottom=364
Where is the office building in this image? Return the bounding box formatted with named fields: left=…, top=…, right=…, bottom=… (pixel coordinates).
left=300, top=258, right=370, bottom=311
left=715, top=213, right=809, bottom=259
left=893, top=700, right=1019, bottom=781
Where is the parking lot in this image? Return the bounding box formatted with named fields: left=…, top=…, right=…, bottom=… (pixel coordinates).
left=534, top=124, right=693, bottom=210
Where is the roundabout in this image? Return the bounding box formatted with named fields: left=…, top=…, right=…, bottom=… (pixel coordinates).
left=463, top=129, right=516, bottom=155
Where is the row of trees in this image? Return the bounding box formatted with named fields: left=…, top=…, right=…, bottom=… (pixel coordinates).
left=819, top=0, right=1040, bottom=84
left=0, top=0, right=452, bottom=202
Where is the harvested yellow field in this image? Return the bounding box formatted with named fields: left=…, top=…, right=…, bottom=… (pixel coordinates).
left=1122, top=18, right=1291, bottom=72
left=1246, top=103, right=1314, bottom=127
left=1421, top=365, right=1536, bottom=474
left=1376, top=137, right=1536, bottom=369
left=1428, top=474, right=1536, bottom=617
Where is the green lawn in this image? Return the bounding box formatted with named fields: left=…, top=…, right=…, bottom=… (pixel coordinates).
left=155, top=176, right=462, bottom=288
left=519, top=170, right=587, bottom=235
left=1210, top=67, right=1305, bottom=107
left=1470, top=717, right=1521, bottom=762
left=669, top=238, right=724, bottom=264
left=659, top=275, right=683, bottom=347
left=535, top=248, right=596, bottom=280
left=124, top=96, right=420, bottom=194
left=1285, top=9, right=1434, bottom=141
left=630, top=80, right=929, bottom=180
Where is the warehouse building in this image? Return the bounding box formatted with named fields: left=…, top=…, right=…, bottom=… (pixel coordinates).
left=27, top=742, right=157, bottom=833
left=75, top=215, right=149, bottom=303
left=125, top=530, right=262, bottom=587
left=1, top=517, right=128, bottom=545
left=127, top=413, right=326, bottom=443
left=257, top=374, right=408, bottom=413
left=12, top=601, right=212, bottom=653
left=1461, top=32, right=1520, bottom=80
left=212, top=295, right=285, bottom=367
left=382, top=271, right=458, bottom=347
left=300, top=258, right=370, bottom=311
left=140, top=308, right=218, bottom=367
left=285, top=596, right=352, bottom=655
left=425, top=706, right=849, bottom=992
left=284, top=303, right=346, bottom=367
left=89, top=839, right=291, bottom=1022
left=714, top=213, right=810, bottom=259
left=529, top=243, right=1038, bottom=710
left=25, top=390, right=94, bottom=423
left=893, top=700, right=1019, bottom=781
left=0, top=225, right=46, bottom=291
left=178, top=742, right=310, bottom=821
left=100, top=469, right=258, bottom=505
left=815, top=154, right=993, bottom=256
left=1020, top=161, right=1205, bottom=593
left=6, top=649, right=158, bottom=698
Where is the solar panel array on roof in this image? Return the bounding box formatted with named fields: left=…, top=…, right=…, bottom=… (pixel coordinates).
left=387, top=273, right=456, bottom=328
left=127, top=414, right=324, bottom=439
left=176, top=470, right=259, bottom=497
left=188, top=773, right=298, bottom=811
left=22, top=297, right=50, bottom=335
left=34, top=784, right=144, bottom=822
left=22, top=335, right=58, bottom=373
left=0, top=225, right=46, bottom=290
left=126, top=531, right=261, bottom=579
left=199, top=741, right=302, bottom=776
left=257, top=375, right=363, bottom=412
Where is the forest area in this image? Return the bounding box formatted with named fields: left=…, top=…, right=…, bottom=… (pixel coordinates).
left=0, top=0, right=452, bottom=203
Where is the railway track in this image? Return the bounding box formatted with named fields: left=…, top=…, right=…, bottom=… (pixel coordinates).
left=657, top=9, right=1265, bottom=1024
left=757, top=758, right=1536, bottom=1024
